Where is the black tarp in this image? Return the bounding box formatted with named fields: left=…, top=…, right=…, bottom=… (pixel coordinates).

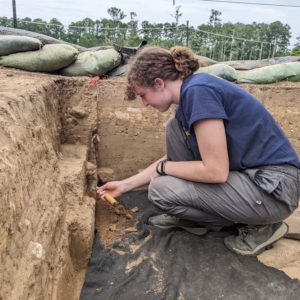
left=81, top=191, right=300, bottom=300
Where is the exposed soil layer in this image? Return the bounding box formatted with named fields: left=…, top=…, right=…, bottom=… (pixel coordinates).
left=95, top=200, right=139, bottom=247
left=0, top=67, right=96, bottom=300
left=0, top=66, right=299, bottom=300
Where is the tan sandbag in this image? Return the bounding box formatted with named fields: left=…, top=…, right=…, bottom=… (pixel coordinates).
left=0, top=35, right=42, bottom=56
left=0, top=44, right=78, bottom=72
left=60, top=48, right=122, bottom=77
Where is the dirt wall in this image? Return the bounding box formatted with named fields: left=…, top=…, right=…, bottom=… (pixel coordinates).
left=245, top=83, right=300, bottom=157
left=0, top=68, right=96, bottom=300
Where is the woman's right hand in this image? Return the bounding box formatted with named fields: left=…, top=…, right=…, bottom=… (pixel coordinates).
left=95, top=156, right=165, bottom=201
left=96, top=181, right=128, bottom=200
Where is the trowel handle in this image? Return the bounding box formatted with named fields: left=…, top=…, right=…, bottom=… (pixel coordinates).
left=103, top=193, right=119, bottom=206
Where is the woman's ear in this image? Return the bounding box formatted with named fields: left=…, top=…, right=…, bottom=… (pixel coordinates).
left=154, top=78, right=164, bottom=89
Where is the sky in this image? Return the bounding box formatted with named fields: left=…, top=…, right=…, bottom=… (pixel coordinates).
left=0, top=0, right=299, bottom=47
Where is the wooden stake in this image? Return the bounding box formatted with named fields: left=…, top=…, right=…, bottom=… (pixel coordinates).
left=103, top=193, right=119, bottom=206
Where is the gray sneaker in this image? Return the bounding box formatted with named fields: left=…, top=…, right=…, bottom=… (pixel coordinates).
left=148, top=214, right=209, bottom=236
left=224, top=222, right=289, bottom=256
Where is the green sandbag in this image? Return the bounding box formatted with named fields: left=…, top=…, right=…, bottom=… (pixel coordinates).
left=221, top=56, right=300, bottom=70
left=0, top=44, right=78, bottom=72
left=288, top=74, right=300, bottom=82
left=194, top=63, right=237, bottom=81
left=285, top=62, right=300, bottom=82
left=60, top=48, right=122, bottom=76
left=237, top=62, right=299, bottom=84
left=108, top=64, right=130, bottom=77
left=0, top=35, right=42, bottom=56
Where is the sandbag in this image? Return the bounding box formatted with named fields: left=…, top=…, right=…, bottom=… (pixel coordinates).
left=108, top=64, right=130, bottom=77
left=60, top=48, right=122, bottom=77
left=196, top=55, right=217, bottom=67
left=0, top=35, right=42, bottom=56
left=0, top=26, right=87, bottom=52
left=285, top=62, right=300, bottom=82
left=0, top=44, right=78, bottom=72
left=237, top=62, right=299, bottom=84
left=221, top=56, right=300, bottom=70
left=195, top=63, right=237, bottom=81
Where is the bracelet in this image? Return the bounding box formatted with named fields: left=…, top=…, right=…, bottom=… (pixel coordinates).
left=156, top=159, right=168, bottom=176
left=161, top=159, right=167, bottom=175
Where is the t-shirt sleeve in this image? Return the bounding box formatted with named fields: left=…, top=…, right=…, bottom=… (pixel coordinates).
left=182, top=85, right=228, bottom=131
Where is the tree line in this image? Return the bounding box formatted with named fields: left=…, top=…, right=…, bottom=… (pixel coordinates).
left=1, top=7, right=299, bottom=60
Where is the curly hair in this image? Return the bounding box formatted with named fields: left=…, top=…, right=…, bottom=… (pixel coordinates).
left=126, top=46, right=199, bottom=100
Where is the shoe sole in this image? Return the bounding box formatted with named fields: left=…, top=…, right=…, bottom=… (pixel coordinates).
left=225, top=223, right=289, bottom=256
left=152, top=224, right=208, bottom=236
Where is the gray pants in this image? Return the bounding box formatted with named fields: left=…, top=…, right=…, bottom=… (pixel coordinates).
left=148, top=118, right=300, bottom=226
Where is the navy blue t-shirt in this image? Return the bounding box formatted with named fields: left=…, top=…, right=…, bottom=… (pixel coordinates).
left=175, top=73, right=300, bottom=170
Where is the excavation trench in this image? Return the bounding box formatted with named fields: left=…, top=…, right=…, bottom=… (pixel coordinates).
left=0, top=67, right=300, bottom=300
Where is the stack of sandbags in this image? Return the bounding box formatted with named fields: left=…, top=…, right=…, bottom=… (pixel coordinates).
left=0, top=35, right=78, bottom=72
left=192, top=59, right=300, bottom=84
left=0, top=34, right=122, bottom=76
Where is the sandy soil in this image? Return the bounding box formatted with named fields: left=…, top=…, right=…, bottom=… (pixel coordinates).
left=0, top=67, right=96, bottom=300
left=95, top=200, right=142, bottom=246
left=258, top=234, right=300, bottom=281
